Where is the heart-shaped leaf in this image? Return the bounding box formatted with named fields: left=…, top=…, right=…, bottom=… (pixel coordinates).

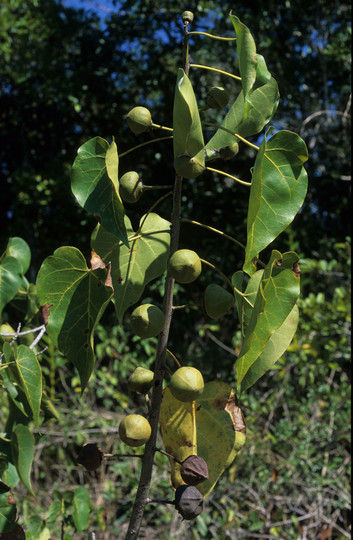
left=36, top=246, right=113, bottom=391
left=159, top=382, right=246, bottom=498
left=243, top=129, right=308, bottom=276
left=71, top=137, right=128, bottom=246
left=239, top=303, right=299, bottom=392
left=173, top=68, right=205, bottom=177
left=11, top=424, right=34, bottom=495
left=236, top=250, right=300, bottom=387
left=91, top=212, right=170, bottom=323
left=15, top=345, right=42, bottom=428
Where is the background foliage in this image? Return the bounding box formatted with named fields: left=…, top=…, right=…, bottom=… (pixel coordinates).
left=0, top=0, right=351, bottom=538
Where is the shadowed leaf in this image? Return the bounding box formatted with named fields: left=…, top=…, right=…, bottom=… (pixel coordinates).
left=243, top=129, right=308, bottom=276
left=71, top=137, right=128, bottom=246
left=91, top=212, right=170, bottom=324
left=236, top=251, right=300, bottom=388
left=36, top=246, right=113, bottom=391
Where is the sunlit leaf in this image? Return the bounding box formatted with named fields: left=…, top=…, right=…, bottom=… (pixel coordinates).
left=5, top=237, right=31, bottom=275
left=236, top=251, right=300, bottom=388
left=71, top=136, right=128, bottom=246
left=205, top=56, right=279, bottom=156
left=233, top=269, right=263, bottom=336
left=15, top=345, right=42, bottom=428
left=11, top=424, right=34, bottom=495
left=173, top=69, right=205, bottom=177
left=243, top=129, right=308, bottom=276
left=91, top=212, right=170, bottom=324
left=36, top=246, right=113, bottom=391
left=230, top=12, right=257, bottom=97
left=160, top=382, right=246, bottom=498
left=240, top=303, right=299, bottom=392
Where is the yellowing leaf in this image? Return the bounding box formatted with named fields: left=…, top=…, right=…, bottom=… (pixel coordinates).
left=160, top=381, right=246, bottom=498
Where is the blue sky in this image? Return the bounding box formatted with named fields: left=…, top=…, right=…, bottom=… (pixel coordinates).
left=61, top=0, right=118, bottom=15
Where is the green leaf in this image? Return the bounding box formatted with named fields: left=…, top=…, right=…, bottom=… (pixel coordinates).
left=233, top=270, right=263, bottom=336
left=11, top=424, right=34, bottom=495
left=0, top=492, right=16, bottom=534
left=0, top=257, right=22, bottom=317
left=243, top=129, right=308, bottom=276
left=236, top=251, right=300, bottom=388
left=72, top=487, right=90, bottom=533
left=239, top=78, right=279, bottom=137
left=46, top=499, right=62, bottom=525
left=15, top=345, right=42, bottom=428
left=160, top=382, right=246, bottom=498
left=205, top=77, right=279, bottom=156
left=5, top=237, right=31, bottom=275
left=173, top=68, right=205, bottom=175
left=105, top=138, right=121, bottom=202
left=240, top=303, right=299, bottom=392
left=71, top=136, right=128, bottom=246
left=91, top=212, right=170, bottom=324
left=36, top=246, right=113, bottom=391
left=230, top=13, right=257, bottom=97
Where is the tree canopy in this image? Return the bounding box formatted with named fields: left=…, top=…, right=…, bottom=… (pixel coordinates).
left=1, top=0, right=351, bottom=276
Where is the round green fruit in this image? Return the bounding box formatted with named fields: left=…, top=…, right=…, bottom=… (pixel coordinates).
left=119, top=414, right=151, bottom=447
left=130, top=304, right=165, bottom=338
left=206, top=86, right=229, bottom=109
left=169, top=366, right=204, bottom=402
left=181, top=11, right=194, bottom=24
left=174, top=154, right=205, bottom=179
left=126, top=106, right=153, bottom=135
left=128, top=367, right=154, bottom=394
left=0, top=323, right=16, bottom=342
left=119, top=171, right=144, bottom=203
left=219, top=142, right=239, bottom=160
left=168, top=249, right=202, bottom=284
left=204, top=283, right=234, bottom=319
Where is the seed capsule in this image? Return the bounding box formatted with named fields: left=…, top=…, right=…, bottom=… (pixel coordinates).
left=119, top=414, right=151, bottom=447
left=168, top=249, right=202, bottom=284
left=174, top=485, right=203, bottom=520
left=181, top=11, right=194, bottom=24
left=206, top=86, right=229, bottom=109
left=130, top=304, right=165, bottom=338
left=128, top=367, right=154, bottom=394
left=174, top=154, right=205, bottom=179
left=119, top=171, right=144, bottom=203
left=169, top=366, right=204, bottom=402
left=219, top=142, right=239, bottom=160
left=180, top=455, right=209, bottom=485
left=204, top=283, right=234, bottom=319
left=126, top=106, right=153, bottom=135
left=77, top=443, right=103, bottom=471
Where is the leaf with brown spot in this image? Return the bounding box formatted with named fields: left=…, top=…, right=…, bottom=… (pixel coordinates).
left=160, top=381, right=246, bottom=498
left=40, top=303, right=53, bottom=326
left=36, top=247, right=113, bottom=391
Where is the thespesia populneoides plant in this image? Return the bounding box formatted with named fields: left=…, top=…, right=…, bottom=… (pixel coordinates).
left=0, top=8, right=308, bottom=539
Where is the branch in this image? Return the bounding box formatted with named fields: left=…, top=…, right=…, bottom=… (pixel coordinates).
left=124, top=175, right=183, bottom=539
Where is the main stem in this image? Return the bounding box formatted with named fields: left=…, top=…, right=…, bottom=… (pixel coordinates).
left=125, top=20, right=190, bottom=539
left=124, top=176, right=182, bottom=540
